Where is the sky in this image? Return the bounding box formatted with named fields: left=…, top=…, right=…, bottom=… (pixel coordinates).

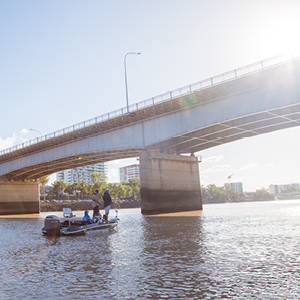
left=1, top=0, right=300, bottom=192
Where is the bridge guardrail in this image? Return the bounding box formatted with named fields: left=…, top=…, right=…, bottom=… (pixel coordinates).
left=1, top=53, right=299, bottom=157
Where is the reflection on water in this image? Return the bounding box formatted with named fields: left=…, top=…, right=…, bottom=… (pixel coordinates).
left=1, top=202, right=300, bottom=299
left=138, top=216, right=206, bottom=299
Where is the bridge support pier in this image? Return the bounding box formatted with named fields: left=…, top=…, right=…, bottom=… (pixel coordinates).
left=139, top=151, right=202, bottom=214
left=0, top=181, right=40, bottom=215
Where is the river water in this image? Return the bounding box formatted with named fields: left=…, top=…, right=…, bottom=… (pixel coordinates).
left=1, top=200, right=300, bottom=299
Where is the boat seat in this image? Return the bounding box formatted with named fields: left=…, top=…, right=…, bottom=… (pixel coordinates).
left=63, top=208, right=76, bottom=218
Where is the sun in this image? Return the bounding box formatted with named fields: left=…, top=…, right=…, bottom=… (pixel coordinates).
left=277, top=18, right=300, bottom=58
left=260, top=8, right=300, bottom=59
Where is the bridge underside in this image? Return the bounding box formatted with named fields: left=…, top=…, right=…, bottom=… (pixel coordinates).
left=148, top=102, right=300, bottom=154
left=1, top=102, right=300, bottom=181
left=0, top=148, right=141, bottom=181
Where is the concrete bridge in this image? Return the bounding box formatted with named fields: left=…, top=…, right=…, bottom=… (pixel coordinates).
left=1, top=54, right=300, bottom=214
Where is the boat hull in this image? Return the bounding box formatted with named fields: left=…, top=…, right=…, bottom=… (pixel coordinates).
left=41, top=215, right=118, bottom=236
left=60, top=222, right=118, bottom=235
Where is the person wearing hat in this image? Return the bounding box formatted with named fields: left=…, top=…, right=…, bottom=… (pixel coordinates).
left=103, top=188, right=112, bottom=222
left=91, top=190, right=101, bottom=218
left=82, top=210, right=92, bottom=224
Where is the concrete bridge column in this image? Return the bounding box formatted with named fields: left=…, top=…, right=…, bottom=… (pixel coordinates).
left=0, top=181, right=40, bottom=215
left=139, top=151, right=202, bottom=214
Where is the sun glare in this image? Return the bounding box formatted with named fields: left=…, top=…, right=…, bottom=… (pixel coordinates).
left=261, top=8, right=300, bottom=59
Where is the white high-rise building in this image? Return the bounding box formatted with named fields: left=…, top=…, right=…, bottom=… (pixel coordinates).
left=56, top=163, right=108, bottom=184
left=119, top=164, right=140, bottom=182
left=269, top=183, right=300, bottom=194
left=225, top=182, right=244, bottom=195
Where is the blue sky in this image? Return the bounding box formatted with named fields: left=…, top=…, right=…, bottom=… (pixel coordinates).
left=1, top=0, right=300, bottom=192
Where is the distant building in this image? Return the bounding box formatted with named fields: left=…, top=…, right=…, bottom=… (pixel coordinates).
left=119, top=164, right=140, bottom=182
left=225, top=182, right=244, bottom=195
left=40, top=185, right=52, bottom=197
left=269, top=183, right=300, bottom=194
left=56, top=163, right=108, bottom=184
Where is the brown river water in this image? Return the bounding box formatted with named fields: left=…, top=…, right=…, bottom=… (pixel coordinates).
left=1, top=200, right=300, bottom=299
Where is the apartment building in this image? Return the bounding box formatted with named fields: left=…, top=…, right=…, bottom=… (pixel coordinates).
left=269, top=183, right=300, bottom=194
left=119, top=164, right=140, bottom=182
left=56, top=163, right=108, bottom=184
left=225, top=182, right=244, bottom=195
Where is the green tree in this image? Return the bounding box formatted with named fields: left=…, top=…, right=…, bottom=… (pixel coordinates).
left=52, top=180, right=67, bottom=199
left=201, top=184, right=238, bottom=204
left=200, top=185, right=210, bottom=203
left=252, top=187, right=273, bottom=201
left=90, top=172, right=107, bottom=184
left=219, top=186, right=230, bottom=203
left=76, top=180, right=88, bottom=200
left=108, top=183, right=126, bottom=199
left=64, top=183, right=75, bottom=198
left=123, top=184, right=133, bottom=198
left=239, top=192, right=246, bottom=199
left=206, top=184, right=222, bottom=203
left=121, top=179, right=140, bottom=199
left=90, top=172, right=107, bottom=195
left=86, top=183, right=94, bottom=198
left=128, top=178, right=140, bottom=198
left=283, top=186, right=299, bottom=193
left=223, top=184, right=239, bottom=202
left=38, top=176, right=50, bottom=201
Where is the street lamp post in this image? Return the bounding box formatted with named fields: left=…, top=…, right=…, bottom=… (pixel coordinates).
left=30, top=128, right=42, bottom=142
left=124, top=52, right=141, bottom=114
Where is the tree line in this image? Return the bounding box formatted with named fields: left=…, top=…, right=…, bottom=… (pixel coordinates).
left=38, top=173, right=281, bottom=203
left=38, top=173, right=140, bottom=200
left=201, top=184, right=274, bottom=204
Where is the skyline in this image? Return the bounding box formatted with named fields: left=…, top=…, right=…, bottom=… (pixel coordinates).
left=1, top=0, right=300, bottom=192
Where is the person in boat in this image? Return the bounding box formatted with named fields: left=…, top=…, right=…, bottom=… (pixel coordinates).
left=91, top=190, right=101, bottom=218
left=103, top=188, right=112, bottom=222
left=82, top=210, right=92, bottom=224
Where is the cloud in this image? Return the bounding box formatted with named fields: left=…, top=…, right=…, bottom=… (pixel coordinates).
left=21, top=128, right=29, bottom=134
left=202, top=164, right=230, bottom=174
left=265, top=163, right=274, bottom=167
left=0, top=129, right=32, bottom=151
left=108, top=160, right=122, bottom=166
left=202, top=155, right=224, bottom=164
left=239, top=163, right=258, bottom=171
left=0, top=134, right=17, bottom=151
left=107, top=158, right=137, bottom=183
left=107, top=168, right=119, bottom=183
left=108, top=158, right=137, bottom=166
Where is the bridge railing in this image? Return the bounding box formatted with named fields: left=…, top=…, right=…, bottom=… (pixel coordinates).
left=1, top=53, right=299, bottom=157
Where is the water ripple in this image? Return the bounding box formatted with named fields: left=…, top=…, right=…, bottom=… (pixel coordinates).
left=1, top=203, right=300, bottom=299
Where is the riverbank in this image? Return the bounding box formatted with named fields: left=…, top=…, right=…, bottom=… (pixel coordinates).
left=276, top=195, right=300, bottom=200
left=40, top=199, right=141, bottom=212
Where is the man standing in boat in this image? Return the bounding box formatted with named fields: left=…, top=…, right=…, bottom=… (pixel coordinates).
left=91, top=190, right=101, bottom=218
left=103, top=188, right=112, bottom=222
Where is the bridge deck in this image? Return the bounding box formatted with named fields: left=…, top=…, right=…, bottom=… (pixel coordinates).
left=1, top=58, right=298, bottom=165
left=1, top=55, right=300, bottom=180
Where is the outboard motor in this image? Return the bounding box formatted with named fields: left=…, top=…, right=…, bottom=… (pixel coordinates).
left=109, top=210, right=120, bottom=223
left=43, top=215, right=61, bottom=236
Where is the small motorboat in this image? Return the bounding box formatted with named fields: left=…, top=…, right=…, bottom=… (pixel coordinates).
left=41, top=209, right=119, bottom=236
